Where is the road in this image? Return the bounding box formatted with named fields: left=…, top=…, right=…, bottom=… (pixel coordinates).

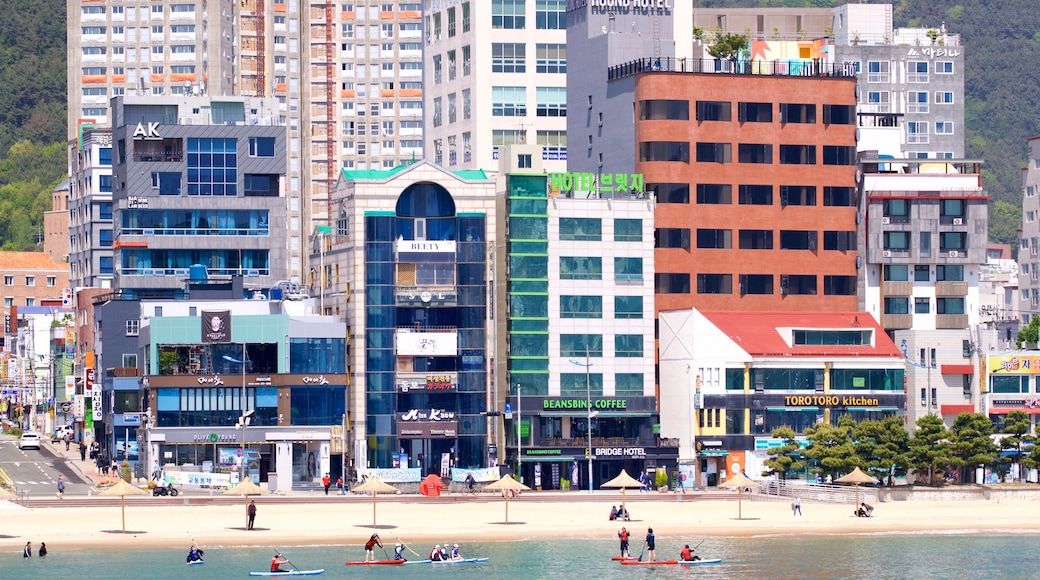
left=0, top=436, right=87, bottom=498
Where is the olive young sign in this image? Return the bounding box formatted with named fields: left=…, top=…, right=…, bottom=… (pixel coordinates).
left=784, top=395, right=881, bottom=407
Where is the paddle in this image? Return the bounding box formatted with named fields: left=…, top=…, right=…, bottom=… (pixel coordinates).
left=274, top=548, right=300, bottom=572
left=394, top=534, right=422, bottom=558
left=188, top=531, right=203, bottom=561
left=380, top=544, right=391, bottom=561
left=636, top=540, right=647, bottom=562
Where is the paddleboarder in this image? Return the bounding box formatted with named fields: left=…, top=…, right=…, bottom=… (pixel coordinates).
left=450, top=544, right=461, bottom=560
left=187, top=545, right=204, bottom=564
left=618, top=527, right=631, bottom=558
left=364, top=533, right=382, bottom=562
left=680, top=544, right=700, bottom=561
left=430, top=545, right=442, bottom=562
left=270, top=552, right=289, bottom=572
left=645, top=528, right=656, bottom=562
left=394, top=542, right=405, bottom=561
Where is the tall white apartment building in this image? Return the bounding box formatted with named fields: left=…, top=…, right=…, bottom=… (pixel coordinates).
left=422, top=0, right=568, bottom=174
left=68, top=0, right=427, bottom=282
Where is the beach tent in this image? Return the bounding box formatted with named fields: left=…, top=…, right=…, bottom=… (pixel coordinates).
left=835, top=467, right=877, bottom=511
left=223, top=478, right=268, bottom=529
left=601, top=469, right=643, bottom=516
left=484, top=474, right=531, bottom=524
left=98, top=479, right=148, bottom=533
left=718, top=472, right=761, bottom=520
left=351, top=475, right=399, bottom=528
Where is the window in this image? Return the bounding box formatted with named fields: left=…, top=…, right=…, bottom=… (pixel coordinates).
left=249, top=137, right=275, bottom=157
left=823, top=146, right=856, bottom=165
left=780, top=103, right=816, bottom=124
left=614, top=258, right=643, bottom=281
left=126, top=320, right=140, bottom=336
left=655, top=273, right=691, bottom=294
left=25, top=276, right=35, bottom=286
left=695, top=184, right=729, bottom=204
left=462, top=1, right=471, bottom=32
left=3, top=276, right=12, bottom=285
left=492, top=43, right=526, bottom=73
left=779, top=230, right=818, bottom=251
left=614, top=219, right=642, bottom=242
left=100, top=257, right=114, bottom=274
left=937, top=265, right=964, bottom=281
left=559, top=218, right=601, bottom=241
left=739, top=229, right=773, bottom=250
left=697, top=274, right=733, bottom=294
left=536, top=43, right=566, bottom=73
left=492, top=0, right=526, bottom=29
left=907, top=61, right=928, bottom=83
left=915, top=298, right=931, bottom=314
left=935, top=122, right=955, bottom=135
left=46, top=276, right=56, bottom=287
left=781, top=185, right=816, bottom=206
left=122, top=354, right=138, bottom=369
left=537, top=0, right=565, bottom=29
left=655, top=228, right=690, bottom=249
left=648, top=186, right=690, bottom=206
left=883, top=199, right=910, bottom=222
left=936, top=61, right=954, bottom=74
left=152, top=172, right=182, bottom=195
left=823, top=186, right=855, bottom=207
left=779, top=145, right=816, bottom=164
left=615, top=295, right=643, bottom=319
left=640, top=100, right=690, bottom=120
left=560, top=295, right=602, bottom=318
left=99, top=175, right=113, bottom=193
left=25, top=298, right=34, bottom=306
left=3, top=297, right=11, bottom=307
left=940, top=232, right=966, bottom=251
left=867, top=61, right=889, bottom=83
left=614, top=334, right=643, bottom=358
left=824, top=275, right=856, bottom=295
left=941, top=199, right=965, bottom=222
left=937, top=297, right=965, bottom=314
left=738, top=143, right=772, bottom=164
left=462, top=45, right=471, bottom=75
left=559, top=257, right=602, bottom=280
left=694, top=142, right=729, bottom=163
left=920, top=231, right=932, bottom=257
left=884, top=265, right=909, bottom=281
left=884, top=231, right=910, bottom=251
left=696, top=101, right=732, bottom=121
left=536, top=87, right=566, bottom=117
left=738, top=102, right=772, bottom=122
left=866, top=91, right=890, bottom=112
left=908, top=91, right=930, bottom=113
left=823, top=231, right=855, bottom=251
left=696, top=229, right=732, bottom=249
left=447, top=6, right=456, bottom=37
left=739, top=185, right=772, bottom=205
left=823, top=104, right=855, bottom=125
left=935, top=91, right=954, bottom=104
left=781, top=274, right=817, bottom=295
left=642, top=142, right=691, bottom=162
left=100, top=229, right=113, bottom=247
left=739, top=274, right=773, bottom=295
left=914, top=265, right=930, bottom=281
left=492, top=86, right=527, bottom=117
left=561, top=334, right=603, bottom=357
left=884, top=297, right=910, bottom=314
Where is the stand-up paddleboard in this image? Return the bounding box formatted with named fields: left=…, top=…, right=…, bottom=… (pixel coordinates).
left=611, top=556, right=636, bottom=561
left=679, top=558, right=722, bottom=565
left=248, top=570, right=325, bottom=576
left=344, top=560, right=405, bottom=566
left=621, top=558, right=722, bottom=565
left=187, top=560, right=205, bottom=565
left=402, top=557, right=489, bottom=565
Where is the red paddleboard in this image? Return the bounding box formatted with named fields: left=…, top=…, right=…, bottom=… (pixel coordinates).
left=344, top=560, right=405, bottom=566
left=621, top=560, right=680, bottom=565
left=611, top=557, right=636, bottom=561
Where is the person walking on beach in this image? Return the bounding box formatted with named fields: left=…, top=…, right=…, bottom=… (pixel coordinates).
left=247, top=500, right=257, bottom=530
left=618, top=526, right=631, bottom=558
left=645, top=528, right=656, bottom=562
left=56, top=475, right=65, bottom=499
left=792, top=496, right=802, bottom=516
left=365, top=533, right=382, bottom=562
left=23, top=541, right=32, bottom=558
left=322, top=473, right=331, bottom=495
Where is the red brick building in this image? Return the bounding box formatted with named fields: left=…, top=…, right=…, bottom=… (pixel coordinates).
left=633, top=70, right=860, bottom=315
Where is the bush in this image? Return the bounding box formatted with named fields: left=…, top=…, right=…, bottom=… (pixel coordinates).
left=120, top=460, right=132, bottom=483
left=655, top=469, right=668, bottom=489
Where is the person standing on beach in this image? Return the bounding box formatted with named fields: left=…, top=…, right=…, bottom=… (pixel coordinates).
left=247, top=500, right=257, bottom=530
left=645, top=528, right=656, bottom=562
left=23, top=541, right=32, bottom=558
left=322, top=473, right=331, bottom=495
left=792, top=496, right=802, bottom=516
left=617, top=527, right=631, bottom=557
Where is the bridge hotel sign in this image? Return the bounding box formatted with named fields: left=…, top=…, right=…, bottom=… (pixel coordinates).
left=567, top=0, right=672, bottom=13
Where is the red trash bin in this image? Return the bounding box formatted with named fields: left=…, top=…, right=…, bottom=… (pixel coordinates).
left=419, top=474, right=444, bottom=496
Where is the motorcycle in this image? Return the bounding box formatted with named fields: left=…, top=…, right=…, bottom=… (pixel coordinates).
left=153, top=482, right=179, bottom=497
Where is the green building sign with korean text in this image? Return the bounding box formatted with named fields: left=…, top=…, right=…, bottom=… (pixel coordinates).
left=549, top=172, right=644, bottom=195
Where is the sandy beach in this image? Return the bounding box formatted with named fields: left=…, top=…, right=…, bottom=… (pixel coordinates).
left=1, top=493, right=1038, bottom=552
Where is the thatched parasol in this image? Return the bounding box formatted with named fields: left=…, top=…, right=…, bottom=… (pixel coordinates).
left=601, top=469, right=644, bottom=515
left=98, top=479, right=148, bottom=532
left=718, top=472, right=762, bottom=520
left=351, top=475, right=399, bottom=527
left=483, top=474, right=531, bottom=524
left=835, top=467, right=877, bottom=510
left=0, top=486, right=17, bottom=500
left=224, top=478, right=268, bottom=528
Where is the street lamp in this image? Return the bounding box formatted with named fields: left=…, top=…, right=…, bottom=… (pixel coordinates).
left=516, top=382, right=522, bottom=483
left=223, top=346, right=252, bottom=483
left=569, top=345, right=597, bottom=494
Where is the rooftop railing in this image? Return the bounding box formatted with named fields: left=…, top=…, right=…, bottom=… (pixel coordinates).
left=608, top=56, right=858, bottom=82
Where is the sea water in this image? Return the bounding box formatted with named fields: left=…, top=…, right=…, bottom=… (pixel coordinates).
left=3, top=534, right=1039, bottom=579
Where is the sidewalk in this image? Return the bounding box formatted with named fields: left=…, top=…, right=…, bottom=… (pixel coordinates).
left=42, top=437, right=116, bottom=487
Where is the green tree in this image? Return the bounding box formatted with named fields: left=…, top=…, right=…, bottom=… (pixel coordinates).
left=853, top=416, right=911, bottom=485
left=907, top=414, right=952, bottom=485
left=762, top=426, right=805, bottom=480
left=693, top=27, right=750, bottom=61
left=988, top=200, right=1022, bottom=257
left=998, top=411, right=1033, bottom=483
left=1017, top=316, right=1040, bottom=349
left=802, top=415, right=858, bottom=481
left=949, top=413, right=999, bottom=482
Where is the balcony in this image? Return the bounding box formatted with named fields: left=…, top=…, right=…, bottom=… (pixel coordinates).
left=608, top=56, right=857, bottom=82
left=106, top=367, right=141, bottom=378
left=881, top=281, right=912, bottom=296
left=883, top=314, right=913, bottom=330
left=937, top=314, right=969, bottom=329
left=935, top=281, right=968, bottom=296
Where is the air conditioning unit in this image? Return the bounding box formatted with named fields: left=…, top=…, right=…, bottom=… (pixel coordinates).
left=881, top=217, right=891, bottom=224
left=948, top=250, right=961, bottom=258
left=952, top=218, right=964, bottom=225
left=882, top=250, right=892, bottom=257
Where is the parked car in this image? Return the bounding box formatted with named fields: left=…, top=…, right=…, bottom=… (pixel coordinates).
left=18, top=432, right=42, bottom=450
left=55, top=425, right=75, bottom=441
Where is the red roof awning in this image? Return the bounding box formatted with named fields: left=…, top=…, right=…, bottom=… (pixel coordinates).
left=941, top=364, right=974, bottom=375
left=941, top=404, right=975, bottom=415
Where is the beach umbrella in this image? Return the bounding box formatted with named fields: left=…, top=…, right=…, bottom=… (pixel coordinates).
left=484, top=474, right=531, bottom=524
left=718, top=472, right=761, bottom=520
left=835, top=467, right=877, bottom=510
left=224, top=478, right=268, bottom=529
left=601, top=469, right=644, bottom=515
left=98, top=479, right=148, bottom=533
left=0, top=486, right=17, bottom=500
left=351, top=475, right=399, bottom=527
